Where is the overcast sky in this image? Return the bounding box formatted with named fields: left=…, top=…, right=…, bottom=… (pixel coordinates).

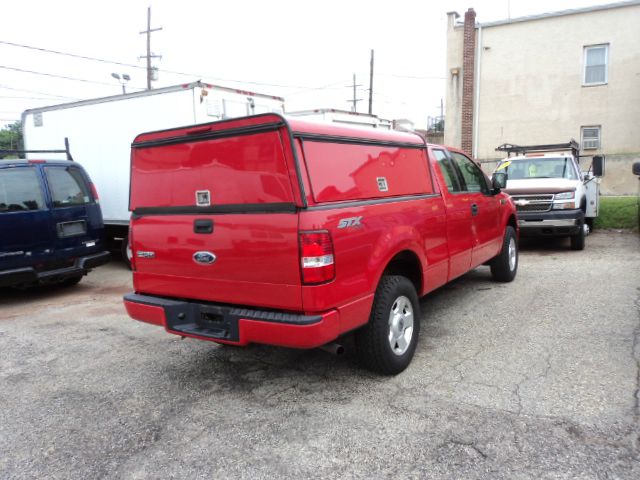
left=0, top=0, right=619, bottom=129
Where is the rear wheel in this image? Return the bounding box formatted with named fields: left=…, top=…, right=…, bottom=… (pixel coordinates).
left=355, top=275, right=420, bottom=375
left=490, top=226, right=518, bottom=282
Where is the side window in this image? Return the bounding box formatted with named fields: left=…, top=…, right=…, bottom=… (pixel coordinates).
left=45, top=167, right=92, bottom=208
left=583, top=44, right=608, bottom=86
left=0, top=167, right=45, bottom=212
left=432, top=149, right=462, bottom=193
left=450, top=152, right=490, bottom=194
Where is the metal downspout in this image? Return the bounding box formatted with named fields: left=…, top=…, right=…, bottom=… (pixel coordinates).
left=473, top=25, right=483, bottom=159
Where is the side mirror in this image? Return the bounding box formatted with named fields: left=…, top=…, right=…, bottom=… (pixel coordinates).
left=633, top=162, right=640, bottom=176
left=492, top=171, right=507, bottom=192
left=592, top=155, right=605, bottom=177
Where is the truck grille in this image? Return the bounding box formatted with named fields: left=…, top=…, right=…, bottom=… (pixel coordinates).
left=511, top=194, right=554, bottom=213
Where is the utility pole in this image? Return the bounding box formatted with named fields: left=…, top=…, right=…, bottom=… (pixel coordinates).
left=440, top=98, right=444, bottom=131
left=139, top=6, right=162, bottom=90
left=368, top=49, right=374, bottom=115
left=347, top=73, right=362, bottom=112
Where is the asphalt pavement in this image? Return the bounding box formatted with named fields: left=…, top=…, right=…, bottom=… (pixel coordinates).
left=0, top=231, right=639, bottom=479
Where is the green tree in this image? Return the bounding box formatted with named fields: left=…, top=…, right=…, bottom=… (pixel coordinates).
left=0, top=121, right=23, bottom=158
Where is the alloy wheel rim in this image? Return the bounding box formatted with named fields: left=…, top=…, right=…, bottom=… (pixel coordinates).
left=508, top=237, right=517, bottom=271
left=388, top=295, right=414, bottom=356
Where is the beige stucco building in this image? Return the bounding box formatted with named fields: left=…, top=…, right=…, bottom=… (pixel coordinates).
left=445, top=1, right=640, bottom=194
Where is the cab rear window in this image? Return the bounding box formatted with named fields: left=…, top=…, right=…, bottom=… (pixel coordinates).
left=45, top=167, right=92, bottom=208
left=0, top=167, right=44, bottom=212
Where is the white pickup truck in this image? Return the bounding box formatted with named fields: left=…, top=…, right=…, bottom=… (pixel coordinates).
left=493, top=141, right=604, bottom=250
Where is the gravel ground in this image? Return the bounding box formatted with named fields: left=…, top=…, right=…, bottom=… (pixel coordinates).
left=0, top=231, right=639, bottom=479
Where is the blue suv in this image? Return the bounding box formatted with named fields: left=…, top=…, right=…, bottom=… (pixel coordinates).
left=0, top=147, right=109, bottom=288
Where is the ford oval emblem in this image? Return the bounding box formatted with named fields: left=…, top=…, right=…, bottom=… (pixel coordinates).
left=193, top=251, right=216, bottom=265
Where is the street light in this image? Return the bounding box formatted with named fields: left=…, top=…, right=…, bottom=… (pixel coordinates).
left=111, top=73, right=131, bottom=94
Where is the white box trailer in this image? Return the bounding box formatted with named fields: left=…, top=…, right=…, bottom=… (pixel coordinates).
left=22, top=81, right=285, bottom=261
left=288, top=108, right=392, bottom=130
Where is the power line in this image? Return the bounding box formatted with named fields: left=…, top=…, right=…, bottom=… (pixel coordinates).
left=0, top=84, right=79, bottom=100
left=0, top=95, right=59, bottom=100
left=0, top=40, right=145, bottom=71
left=0, top=65, right=146, bottom=89
left=377, top=72, right=446, bottom=80
left=0, top=39, right=325, bottom=90
left=285, top=81, right=348, bottom=96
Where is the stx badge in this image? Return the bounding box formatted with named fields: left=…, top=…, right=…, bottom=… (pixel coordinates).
left=338, top=216, right=363, bottom=229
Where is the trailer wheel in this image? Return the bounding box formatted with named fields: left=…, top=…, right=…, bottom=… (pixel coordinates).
left=121, top=235, right=132, bottom=269
left=490, top=226, right=518, bottom=282
left=355, top=275, right=420, bottom=375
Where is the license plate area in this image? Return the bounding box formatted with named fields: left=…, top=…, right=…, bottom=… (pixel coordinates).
left=197, top=309, right=231, bottom=337
left=57, top=220, right=87, bottom=238
left=165, top=303, right=240, bottom=342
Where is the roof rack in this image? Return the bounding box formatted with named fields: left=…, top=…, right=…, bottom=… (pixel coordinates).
left=496, top=139, right=579, bottom=159
left=0, top=137, right=73, bottom=161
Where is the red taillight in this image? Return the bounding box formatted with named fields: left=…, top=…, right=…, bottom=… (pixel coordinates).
left=89, top=182, right=99, bottom=203
left=299, top=231, right=335, bottom=284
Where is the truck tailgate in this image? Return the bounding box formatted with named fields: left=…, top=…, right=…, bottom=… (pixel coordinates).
left=129, top=115, right=303, bottom=310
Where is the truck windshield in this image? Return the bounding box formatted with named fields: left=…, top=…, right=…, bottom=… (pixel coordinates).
left=499, top=157, right=578, bottom=180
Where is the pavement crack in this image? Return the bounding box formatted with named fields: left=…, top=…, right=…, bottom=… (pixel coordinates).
left=540, top=350, right=552, bottom=379
left=513, top=381, right=524, bottom=416
left=447, top=439, right=488, bottom=459
left=632, top=291, right=640, bottom=421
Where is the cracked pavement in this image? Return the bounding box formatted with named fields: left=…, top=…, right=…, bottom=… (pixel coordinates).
left=1, top=231, right=639, bottom=479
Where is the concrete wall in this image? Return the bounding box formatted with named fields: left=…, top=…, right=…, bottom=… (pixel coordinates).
left=445, top=3, right=640, bottom=194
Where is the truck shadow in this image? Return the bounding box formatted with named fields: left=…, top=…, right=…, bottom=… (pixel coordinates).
left=0, top=282, right=87, bottom=306
left=518, top=236, right=574, bottom=253
left=0, top=258, right=130, bottom=307
left=156, top=267, right=503, bottom=390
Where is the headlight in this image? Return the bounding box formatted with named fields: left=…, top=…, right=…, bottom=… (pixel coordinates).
left=553, top=191, right=576, bottom=209
left=554, top=191, right=575, bottom=200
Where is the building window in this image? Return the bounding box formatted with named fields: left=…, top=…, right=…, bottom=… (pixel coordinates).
left=583, top=44, right=608, bottom=85
left=581, top=126, right=601, bottom=150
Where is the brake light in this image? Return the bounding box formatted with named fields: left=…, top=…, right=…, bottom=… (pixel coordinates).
left=299, top=231, right=335, bottom=284
left=89, top=182, right=100, bottom=203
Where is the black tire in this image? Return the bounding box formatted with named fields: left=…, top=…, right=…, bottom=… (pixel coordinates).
left=355, top=275, right=421, bottom=375
left=60, top=275, right=83, bottom=287
left=490, top=226, right=518, bottom=282
left=121, top=235, right=132, bottom=269
left=570, top=225, right=585, bottom=251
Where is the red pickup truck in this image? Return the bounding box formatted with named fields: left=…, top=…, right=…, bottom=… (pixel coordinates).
left=124, top=114, right=518, bottom=374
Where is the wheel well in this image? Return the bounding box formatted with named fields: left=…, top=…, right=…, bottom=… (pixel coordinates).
left=383, top=250, right=422, bottom=294
left=507, top=214, right=517, bottom=231
left=580, top=196, right=587, bottom=212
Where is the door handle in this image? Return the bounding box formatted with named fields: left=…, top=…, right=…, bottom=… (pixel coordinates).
left=471, top=203, right=479, bottom=216
left=194, top=219, right=213, bottom=234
